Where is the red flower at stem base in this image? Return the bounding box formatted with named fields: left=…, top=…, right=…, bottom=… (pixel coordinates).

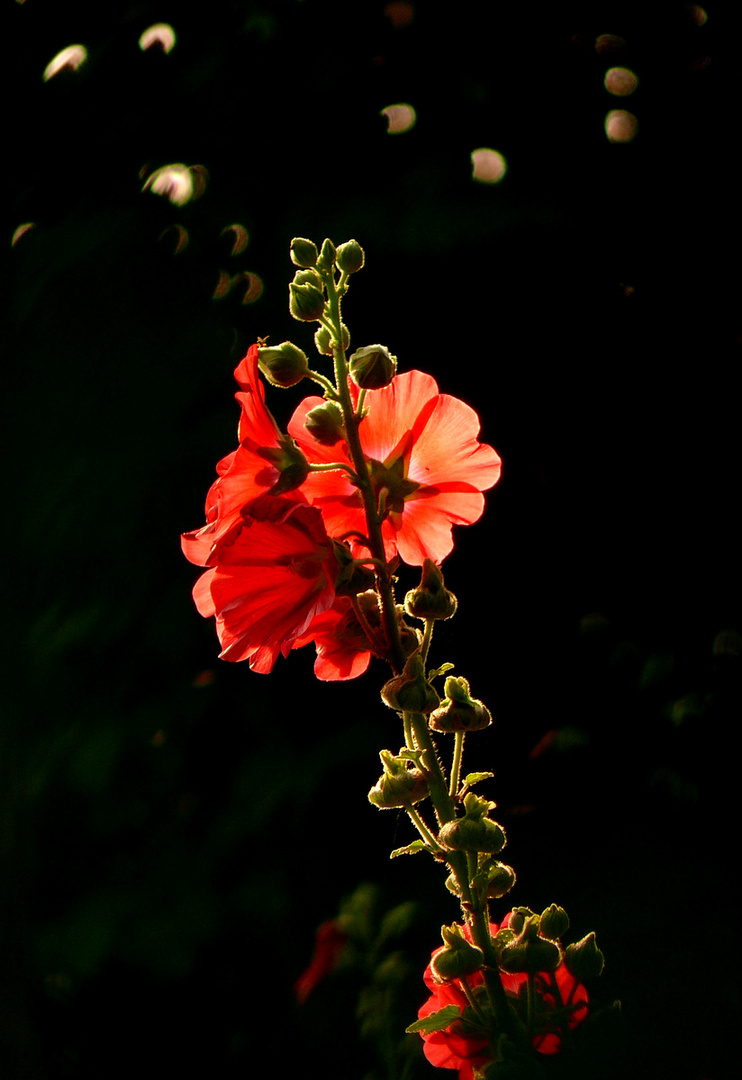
left=418, top=922, right=589, bottom=1080
left=288, top=369, right=501, bottom=566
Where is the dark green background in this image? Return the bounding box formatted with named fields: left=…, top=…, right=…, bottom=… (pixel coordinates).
left=4, top=1, right=739, bottom=1077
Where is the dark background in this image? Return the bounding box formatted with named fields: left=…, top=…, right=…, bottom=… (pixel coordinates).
left=4, top=1, right=739, bottom=1077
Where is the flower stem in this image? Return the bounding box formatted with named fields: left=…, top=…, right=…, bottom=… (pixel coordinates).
left=405, top=803, right=446, bottom=854
left=449, top=731, right=465, bottom=799
left=322, top=267, right=406, bottom=671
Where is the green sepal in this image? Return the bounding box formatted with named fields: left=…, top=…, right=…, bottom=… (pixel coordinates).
left=406, top=1005, right=461, bottom=1035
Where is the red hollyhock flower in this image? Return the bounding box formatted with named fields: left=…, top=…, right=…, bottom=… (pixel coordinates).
left=417, top=921, right=589, bottom=1079
left=287, top=370, right=501, bottom=566
left=293, top=595, right=377, bottom=681
left=190, top=494, right=337, bottom=672
left=182, top=344, right=307, bottom=567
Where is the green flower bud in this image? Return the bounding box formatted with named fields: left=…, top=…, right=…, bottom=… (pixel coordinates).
left=257, top=433, right=310, bottom=495
left=290, top=237, right=318, bottom=267
left=257, top=341, right=309, bottom=387
left=430, top=924, right=485, bottom=982
left=477, top=859, right=517, bottom=899
left=289, top=281, right=325, bottom=322
left=444, top=872, right=463, bottom=897
left=438, top=793, right=507, bottom=854
left=368, top=749, right=428, bottom=809
left=314, top=323, right=350, bottom=356
left=499, top=916, right=561, bottom=974
left=564, top=932, right=604, bottom=980
left=380, top=652, right=440, bottom=714
left=429, top=676, right=492, bottom=734
left=349, top=344, right=397, bottom=390
left=304, top=400, right=346, bottom=446
left=336, top=239, right=365, bottom=274
left=293, top=268, right=323, bottom=288
left=539, top=904, right=570, bottom=942
left=507, top=907, right=535, bottom=935
left=331, top=540, right=376, bottom=596
left=404, top=559, right=458, bottom=621
left=317, top=237, right=336, bottom=270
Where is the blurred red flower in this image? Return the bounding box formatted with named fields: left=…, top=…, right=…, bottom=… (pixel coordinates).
left=190, top=494, right=337, bottom=672
left=418, top=920, right=589, bottom=1079
left=288, top=370, right=501, bottom=566
left=294, top=919, right=348, bottom=1004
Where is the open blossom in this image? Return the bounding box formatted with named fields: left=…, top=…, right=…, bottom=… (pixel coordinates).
left=190, top=495, right=337, bottom=672
left=181, top=344, right=308, bottom=567
left=288, top=370, right=501, bottom=566
left=418, top=921, right=589, bottom=1079
left=293, top=597, right=374, bottom=681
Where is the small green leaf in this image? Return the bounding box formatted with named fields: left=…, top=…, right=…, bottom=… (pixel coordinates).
left=398, top=748, right=425, bottom=765
left=428, top=662, right=455, bottom=681
left=390, top=839, right=429, bottom=858
left=462, top=771, right=494, bottom=788
left=406, top=1004, right=461, bottom=1034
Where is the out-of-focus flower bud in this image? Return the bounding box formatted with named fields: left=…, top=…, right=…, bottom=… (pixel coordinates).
left=368, top=749, right=429, bottom=809
left=331, top=540, right=376, bottom=596
left=564, top=932, right=604, bottom=980
left=304, top=400, right=345, bottom=445
left=317, top=238, right=337, bottom=270
left=381, top=652, right=439, bottom=714
left=290, top=237, right=319, bottom=267
left=289, top=281, right=326, bottom=322
left=336, top=239, right=365, bottom=274
left=257, top=434, right=310, bottom=495
left=438, top=793, right=506, bottom=854
left=429, top=676, right=492, bottom=734
left=498, top=915, right=561, bottom=974
left=258, top=342, right=309, bottom=387
left=430, top=925, right=485, bottom=982
left=404, top=559, right=457, bottom=621
left=349, top=345, right=397, bottom=390
left=539, top=904, right=570, bottom=942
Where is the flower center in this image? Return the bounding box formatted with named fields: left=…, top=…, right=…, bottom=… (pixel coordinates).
left=367, top=454, right=420, bottom=515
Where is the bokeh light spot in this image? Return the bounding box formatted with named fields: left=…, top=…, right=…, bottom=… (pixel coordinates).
left=604, top=67, right=638, bottom=96
left=158, top=224, right=189, bottom=254
left=687, top=5, right=708, bottom=26
left=221, top=223, right=250, bottom=255
left=240, top=272, right=264, bottom=304
left=43, top=45, right=87, bottom=81
left=595, top=33, right=626, bottom=54
left=212, top=270, right=233, bottom=300
left=605, top=109, right=638, bottom=143
left=143, top=164, right=208, bottom=206
left=381, top=103, right=416, bottom=134
left=385, top=2, right=414, bottom=28
left=139, top=23, right=177, bottom=53
left=471, top=148, right=507, bottom=184
left=11, top=223, right=35, bottom=246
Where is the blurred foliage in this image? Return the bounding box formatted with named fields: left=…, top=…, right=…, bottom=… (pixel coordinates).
left=3, top=1, right=740, bottom=1078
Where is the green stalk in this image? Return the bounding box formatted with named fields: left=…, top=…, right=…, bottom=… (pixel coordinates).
left=449, top=731, right=465, bottom=799
left=322, top=266, right=406, bottom=671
